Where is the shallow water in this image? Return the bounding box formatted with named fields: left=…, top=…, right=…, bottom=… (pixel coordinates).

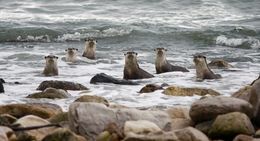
left=0, top=0, right=260, bottom=110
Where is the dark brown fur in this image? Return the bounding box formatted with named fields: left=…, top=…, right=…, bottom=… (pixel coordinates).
left=123, top=52, right=154, bottom=80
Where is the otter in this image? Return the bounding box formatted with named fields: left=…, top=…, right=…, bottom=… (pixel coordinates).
left=193, top=55, right=221, bottom=80
left=65, top=48, right=78, bottom=62
left=82, top=38, right=97, bottom=60
left=155, top=48, right=189, bottom=74
left=123, top=51, right=154, bottom=80
left=0, top=78, right=5, bottom=93
left=43, top=54, right=59, bottom=76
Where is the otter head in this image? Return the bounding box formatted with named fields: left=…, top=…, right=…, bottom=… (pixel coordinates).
left=85, top=38, right=97, bottom=48
left=124, top=51, right=138, bottom=67
left=193, top=55, right=207, bottom=66
left=154, top=48, right=167, bottom=57
left=65, top=48, right=78, bottom=56
left=45, top=54, right=58, bottom=64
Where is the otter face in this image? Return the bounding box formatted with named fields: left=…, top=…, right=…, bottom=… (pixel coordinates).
left=45, top=55, right=58, bottom=63
left=124, top=51, right=138, bottom=61
left=154, top=48, right=167, bottom=57
left=193, top=55, right=206, bottom=65
left=85, top=38, right=97, bottom=47
left=65, top=48, right=78, bottom=55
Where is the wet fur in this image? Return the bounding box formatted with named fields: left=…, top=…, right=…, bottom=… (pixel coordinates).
left=82, top=38, right=96, bottom=60
left=43, top=55, right=58, bottom=76
left=123, top=52, right=154, bottom=80
left=194, top=55, right=221, bottom=80
left=155, top=48, right=189, bottom=74
left=65, top=48, right=78, bottom=62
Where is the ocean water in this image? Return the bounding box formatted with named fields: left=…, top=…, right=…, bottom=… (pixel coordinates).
left=0, top=0, right=260, bottom=110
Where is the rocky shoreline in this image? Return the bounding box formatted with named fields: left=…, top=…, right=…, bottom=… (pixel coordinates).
left=0, top=74, right=260, bottom=141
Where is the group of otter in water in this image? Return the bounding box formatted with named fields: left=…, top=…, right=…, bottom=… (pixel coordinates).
left=43, top=38, right=221, bottom=81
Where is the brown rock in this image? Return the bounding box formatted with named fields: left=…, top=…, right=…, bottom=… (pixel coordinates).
left=42, top=128, right=87, bottom=141
left=0, top=114, right=17, bottom=126
left=166, top=107, right=190, bottom=119
left=233, top=134, right=254, bottom=141
left=74, top=95, right=109, bottom=107
left=0, top=103, right=62, bottom=119
left=232, top=86, right=252, bottom=101
left=169, top=118, right=193, bottom=130
left=0, top=126, right=15, bottom=141
left=189, top=96, right=253, bottom=123
left=208, top=59, right=233, bottom=69
left=27, top=87, right=70, bottom=99
left=37, top=80, right=88, bottom=91
left=208, top=112, right=255, bottom=140
left=255, top=129, right=260, bottom=138
left=163, top=86, right=220, bottom=96
left=15, top=115, right=58, bottom=141
left=139, top=84, right=163, bottom=93
left=124, top=120, right=162, bottom=136
left=174, top=127, right=209, bottom=141
left=195, top=120, right=213, bottom=135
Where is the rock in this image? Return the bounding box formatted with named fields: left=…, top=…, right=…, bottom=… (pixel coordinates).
left=163, top=86, right=220, bottom=96
left=15, top=115, right=58, bottom=141
left=68, top=103, right=171, bottom=141
left=48, top=112, right=68, bottom=124
left=169, top=118, right=193, bottom=130
left=255, top=129, right=260, bottom=138
left=0, top=126, right=15, bottom=141
left=37, top=80, right=88, bottom=91
left=195, top=120, right=213, bottom=135
left=123, top=127, right=209, bottom=141
left=189, top=96, right=253, bottom=123
left=42, top=128, right=87, bottom=141
left=90, top=73, right=139, bottom=85
left=174, top=127, right=209, bottom=141
left=208, top=112, right=255, bottom=140
left=0, top=78, right=5, bottom=93
left=208, top=59, right=233, bottom=69
left=27, top=87, right=70, bottom=99
left=124, top=120, right=162, bottom=136
left=166, top=107, right=190, bottom=119
left=74, top=95, right=109, bottom=107
left=232, top=85, right=252, bottom=101
left=0, top=103, right=62, bottom=119
left=139, top=84, right=163, bottom=93
left=97, top=122, right=124, bottom=141
left=233, top=134, right=254, bottom=141
left=0, top=114, right=17, bottom=126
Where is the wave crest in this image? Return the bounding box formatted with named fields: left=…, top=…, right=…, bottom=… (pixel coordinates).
left=216, top=35, right=260, bottom=49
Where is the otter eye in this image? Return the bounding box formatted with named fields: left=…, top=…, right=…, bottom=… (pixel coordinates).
left=165, top=49, right=168, bottom=51
left=55, top=56, right=58, bottom=59
left=124, top=53, right=126, bottom=56
left=76, top=49, right=78, bottom=51
left=65, top=49, right=67, bottom=51
left=44, top=56, right=47, bottom=59
left=135, top=53, right=138, bottom=55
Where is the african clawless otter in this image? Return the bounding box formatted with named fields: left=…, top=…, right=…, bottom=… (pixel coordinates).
left=82, top=38, right=97, bottom=59
left=65, top=48, right=78, bottom=62
left=155, top=48, right=189, bottom=74
left=193, top=55, right=221, bottom=80
left=43, top=54, right=59, bottom=76
left=123, top=52, right=154, bottom=80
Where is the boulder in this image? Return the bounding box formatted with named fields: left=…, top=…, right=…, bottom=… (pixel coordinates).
left=195, top=120, right=213, bottom=135
left=163, top=86, right=220, bottom=96
left=90, top=73, right=139, bottom=85
left=96, top=122, right=124, bottom=141
left=48, top=112, right=68, bottom=124
left=0, top=78, right=5, bottom=93
left=189, top=96, right=253, bottom=123
left=74, top=95, right=109, bottom=106
left=166, top=107, right=190, bottom=119
left=0, top=103, right=62, bottom=119
left=27, top=87, right=70, bottom=99
left=37, top=80, right=88, bottom=91
left=0, top=114, right=17, bottom=126
left=208, top=59, right=233, bottom=69
left=42, top=128, right=87, bottom=141
left=124, top=120, right=162, bottom=136
left=68, top=103, right=171, bottom=141
left=233, top=134, right=254, bottom=141
left=139, top=84, right=163, bottom=93
left=169, top=118, right=193, bottom=130
left=231, top=86, right=252, bottom=101
left=255, top=129, right=260, bottom=138
left=15, top=115, right=58, bottom=141
left=208, top=112, right=255, bottom=140
left=123, top=127, right=209, bottom=141
left=0, top=126, right=15, bottom=141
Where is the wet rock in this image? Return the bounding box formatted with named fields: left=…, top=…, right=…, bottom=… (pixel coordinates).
left=208, top=112, right=255, bottom=140
left=163, top=86, right=220, bottom=96
left=124, top=120, right=162, bottom=136
left=208, top=59, right=233, bottom=69
left=189, top=96, right=253, bottom=123
left=15, top=115, right=58, bottom=141
left=74, top=95, right=109, bottom=107
left=0, top=114, right=17, bottom=126
left=96, top=122, right=124, bottom=141
left=174, top=127, right=209, bottom=141
left=233, top=134, right=254, bottom=141
left=232, top=85, right=252, bottom=101
left=37, top=80, right=88, bottom=91
left=255, top=129, right=260, bottom=138
left=90, top=73, right=139, bottom=85
left=42, top=128, right=87, bottom=141
left=0, top=78, right=5, bottom=93
left=166, top=107, right=190, bottom=119
left=0, top=103, right=62, bottom=119
left=169, top=118, right=193, bottom=130
left=48, top=112, right=68, bottom=124
left=195, top=120, right=213, bottom=135
left=68, top=103, right=171, bottom=141
left=27, top=87, right=70, bottom=99
left=139, top=84, right=163, bottom=93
